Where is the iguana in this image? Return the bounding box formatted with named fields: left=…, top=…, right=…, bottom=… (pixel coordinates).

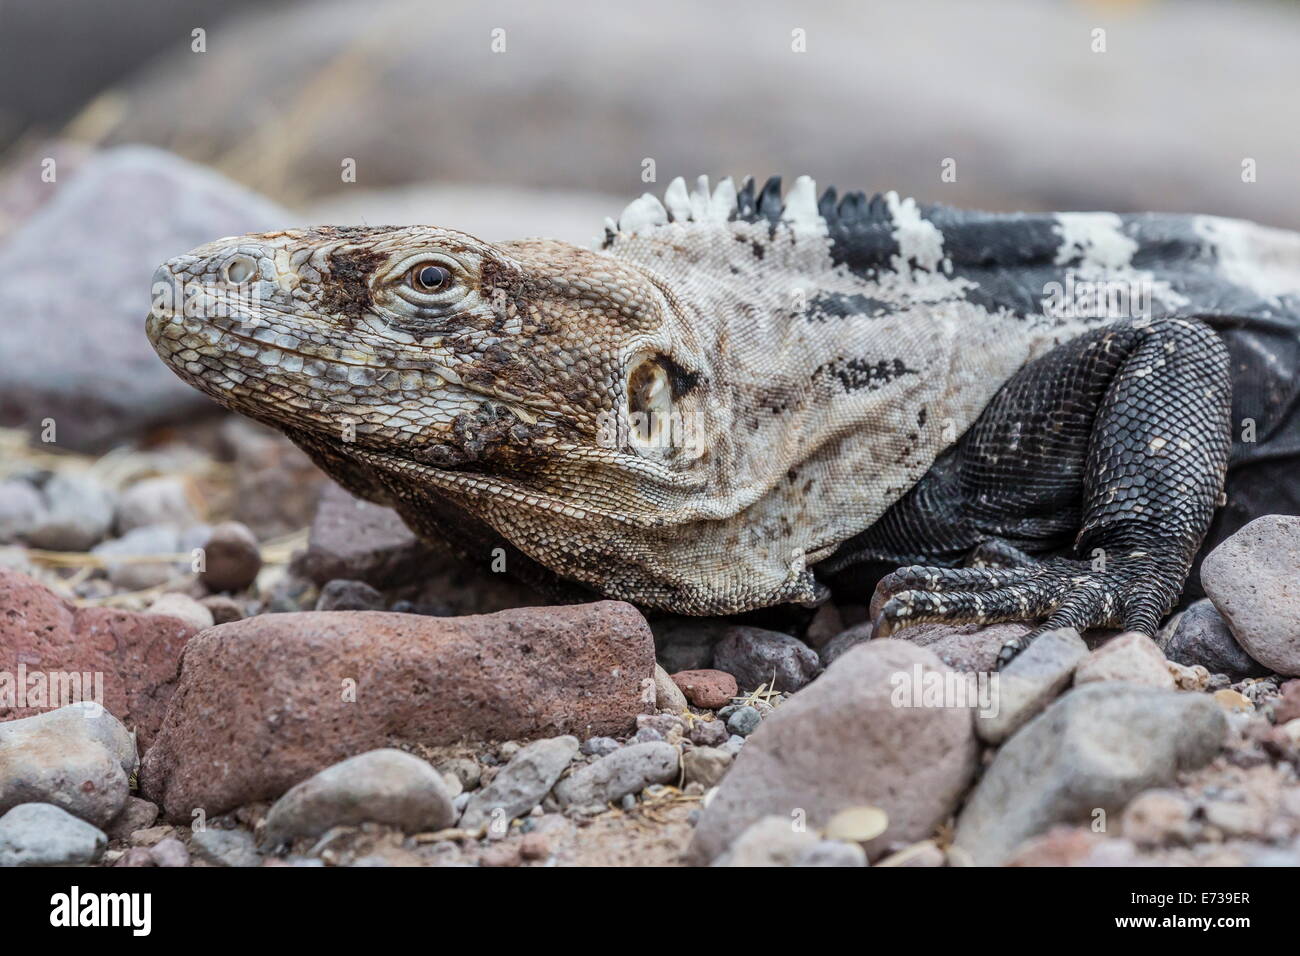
left=146, top=175, right=1300, bottom=665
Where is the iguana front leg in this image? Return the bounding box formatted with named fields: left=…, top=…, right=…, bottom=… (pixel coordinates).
left=825, top=317, right=1233, bottom=666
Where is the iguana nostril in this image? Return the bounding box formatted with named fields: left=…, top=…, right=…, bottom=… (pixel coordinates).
left=224, top=255, right=257, bottom=284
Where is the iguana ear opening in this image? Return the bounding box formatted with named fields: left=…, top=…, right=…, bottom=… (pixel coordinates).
left=625, top=354, right=674, bottom=454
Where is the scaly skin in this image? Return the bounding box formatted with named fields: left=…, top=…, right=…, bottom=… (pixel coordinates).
left=146, top=176, right=1300, bottom=664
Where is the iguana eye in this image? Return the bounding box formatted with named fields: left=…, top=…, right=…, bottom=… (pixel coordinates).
left=224, top=256, right=257, bottom=284
left=408, top=263, right=452, bottom=292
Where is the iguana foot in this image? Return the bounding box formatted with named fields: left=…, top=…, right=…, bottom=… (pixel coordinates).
left=871, top=552, right=1180, bottom=667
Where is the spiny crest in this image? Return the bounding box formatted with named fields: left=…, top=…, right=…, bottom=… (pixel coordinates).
left=600, top=174, right=904, bottom=248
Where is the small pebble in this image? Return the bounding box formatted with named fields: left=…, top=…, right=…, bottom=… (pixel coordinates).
left=199, top=521, right=262, bottom=592
left=726, top=705, right=761, bottom=736
left=580, top=737, right=621, bottom=757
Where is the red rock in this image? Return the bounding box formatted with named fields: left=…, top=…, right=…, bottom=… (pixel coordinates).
left=139, top=602, right=654, bottom=821
left=0, top=568, right=198, bottom=747
left=671, top=669, right=738, bottom=710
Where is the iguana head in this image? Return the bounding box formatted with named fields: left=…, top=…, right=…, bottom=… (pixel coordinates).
left=146, top=223, right=710, bottom=474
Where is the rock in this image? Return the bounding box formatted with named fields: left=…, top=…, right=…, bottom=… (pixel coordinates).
left=975, top=628, right=1088, bottom=745
left=149, top=836, right=190, bottom=867
left=793, top=840, right=869, bottom=867
left=200, top=594, right=244, bottom=625
left=263, top=749, right=455, bottom=844
left=0, top=803, right=107, bottom=866
left=1203, top=799, right=1266, bottom=839
left=0, top=479, right=45, bottom=543
left=725, top=705, right=761, bottom=737
left=1275, top=680, right=1300, bottom=724
left=190, top=827, right=261, bottom=867
left=91, top=524, right=185, bottom=590
left=293, top=483, right=544, bottom=613
left=26, top=473, right=115, bottom=551
left=687, top=719, right=729, bottom=747
left=0, top=705, right=136, bottom=826
left=198, top=521, right=262, bottom=593
left=0, top=146, right=288, bottom=450
left=1074, top=632, right=1175, bottom=689
left=817, top=624, right=871, bottom=669
left=1120, top=789, right=1196, bottom=846
left=580, top=737, right=621, bottom=757
left=107, top=796, right=159, bottom=841
left=824, top=805, right=889, bottom=844
left=713, top=626, right=820, bottom=692
left=438, top=757, right=481, bottom=791
left=140, top=602, right=654, bottom=820
left=294, top=483, right=437, bottom=589
left=900, top=621, right=1034, bottom=673
left=688, top=640, right=978, bottom=865
left=553, top=742, right=679, bottom=806
left=1166, top=660, right=1211, bottom=691
left=711, top=815, right=820, bottom=867
left=145, top=593, right=214, bottom=631
left=670, top=669, right=737, bottom=710
left=114, top=846, right=156, bottom=867
left=682, top=747, right=732, bottom=788
left=1159, top=598, right=1267, bottom=679
left=115, top=477, right=198, bottom=533
left=954, top=682, right=1226, bottom=866
left=314, top=578, right=385, bottom=612
left=803, top=604, right=845, bottom=649
left=459, top=736, right=579, bottom=830
left=650, top=618, right=726, bottom=672
left=1201, top=514, right=1300, bottom=675
left=652, top=664, right=688, bottom=714
left=0, top=570, right=200, bottom=745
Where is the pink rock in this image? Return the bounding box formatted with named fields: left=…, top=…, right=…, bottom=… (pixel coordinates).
left=0, top=568, right=198, bottom=747
left=139, top=602, right=654, bottom=821
left=671, top=669, right=738, bottom=710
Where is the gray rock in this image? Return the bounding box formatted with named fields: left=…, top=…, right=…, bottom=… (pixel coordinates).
left=794, top=840, right=869, bottom=867
left=315, top=578, right=385, bottom=612
left=553, top=742, right=679, bottom=806
left=720, top=734, right=747, bottom=757
left=459, top=736, right=578, bottom=830
left=580, top=736, right=621, bottom=757
left=689, top=640, right=978, bottom=865
left=115, top=477, right=197, bottom=533
left=0, top=705, right=136, bottom=826
left=92, top=524, right=185, bottom=590
left=190, top=827, right=261, bottom=867
left=0, top=146, right=288, bottom=450
left=438, top=757, right=481, bottom=791
left=148, top=836, right=190, bottom=867
left=199, top=521, right=262, bottom=593
left=726, top=705, right=761, bottom=737
left=263, top=749, right=455, bottom=844
left=711, top=815, right=820, bottom=867
left=27, top=473, right=115, bottom=551
left=682, top=747, right=732, bottom=788
left=0, top=479, right=45, bottom=543
left=975, top=628, right=1088, bottom=745
left=1160, top=599, right=1267, bottom=679
left=1200, top=515, right=1300, bottom=675
left=954, top=682, right=1226, bottom=866
left=0, top=803, right=107, bottom=866
left=713, top=626, right=820, bottom=692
